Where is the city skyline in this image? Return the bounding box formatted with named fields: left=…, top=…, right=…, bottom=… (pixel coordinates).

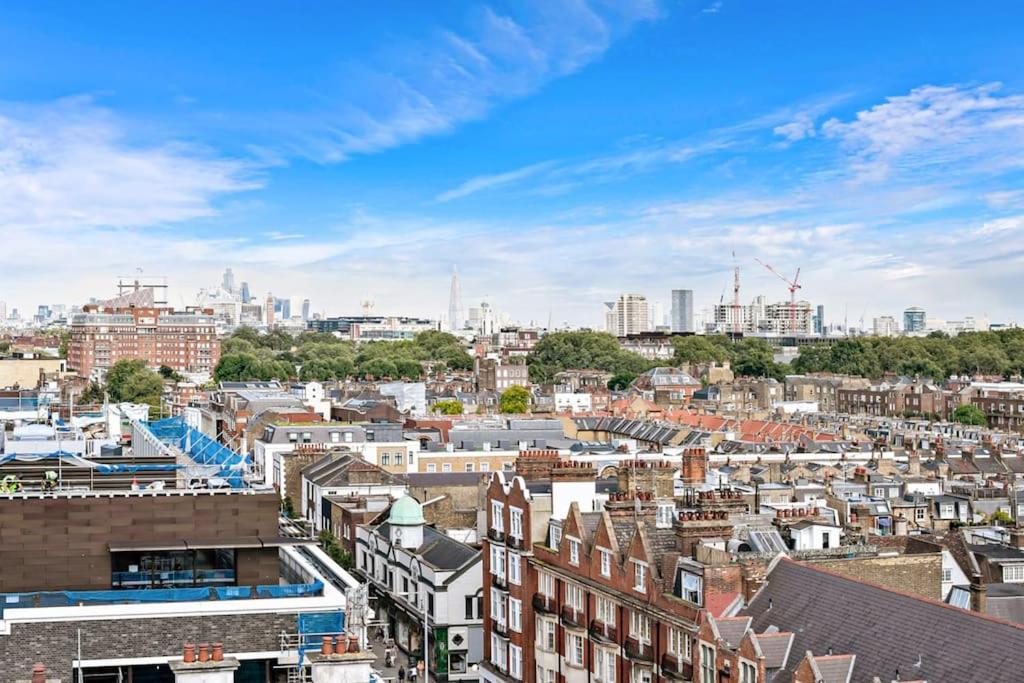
left=1, top=2, right=1023, bottom=325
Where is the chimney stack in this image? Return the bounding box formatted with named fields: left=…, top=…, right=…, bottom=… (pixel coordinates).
left=170, top=642, right=240, bottom=682
left=970, top=573, right=987, bottom=615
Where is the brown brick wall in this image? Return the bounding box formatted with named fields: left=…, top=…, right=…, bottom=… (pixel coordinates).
left=810, top=553, right=942, bottom=600
left=0, top=491, right=280, bottom=592
left=0, top=611, right=297, bottom=680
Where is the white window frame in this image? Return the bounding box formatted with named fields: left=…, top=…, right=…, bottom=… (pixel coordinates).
left=633, top=560, right=647, bottom=593
left=509, top=644, right=523, bottom=680
left=568, top=537, right=580, bottom=565
left=490, top=545, right=506, bottom=577
left=739, top=659, right=757, bottom=683
left=566, top=633, right=585, bottom=667
left=538, top=571, right=555, bottom=597
left=596, top=595, right=616, bottom=625
left=509, top=597, right=522, bottom=632
left=600, top=548, right=612, bottom=577
left=510, top=507, right=524, bottom=539
left=1004, top=564, right=1024, bottom=582
left=566, top=582, right=585, bottom=611
left=630, top=610, right=651, bottom=643
left=509, top=552, right=521, bottom=585
left=491, top=501, right=505, bottom=532
left=537, top=617, right=556, bottom=651
left=669, top=628, right=691, bottom=660
left=700, top=643, right=716, bottom=683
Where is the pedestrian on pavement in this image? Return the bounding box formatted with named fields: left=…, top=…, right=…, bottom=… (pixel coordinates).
left=398, top=666, right=406, bottom=682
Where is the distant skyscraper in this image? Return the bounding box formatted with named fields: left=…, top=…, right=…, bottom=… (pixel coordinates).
left=265, top=293, right=275, bottom=327
left=239, top=281, right=251, bottom=304
left=904, top=307, right=926, bottom=333
left=448, top=265, right=464, bottom=332
left=814, top=304, right=825, bottom=335
left=278, top=297, right=291, bottom=320
left=605, top=294, right=650, bottom=336
left=301, top=298, right=311, bottom=321
left=222, top=267, right=236, bottom=294
left=670, top=290, right=694, bottom=333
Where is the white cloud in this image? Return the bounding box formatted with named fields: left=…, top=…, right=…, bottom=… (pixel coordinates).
left=0, top=97, right=259, bottom=232
left=773, top=113, right=817, bottom=142
left=702, top=2, right=723, bottom=14
left=974, top=215, right=1024, bottom=237
left=821, top=82, right=1024, bottom=182
left=435, top=161, right=556, bottom=202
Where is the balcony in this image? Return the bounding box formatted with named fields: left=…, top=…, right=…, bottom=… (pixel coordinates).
left=507, top=534, right=525, bottom=550
left=624, top=637, right=654, bottom=663
left=560, top=604, right=584, bottom=629
left=588, top=619, right=618, bottom=645
left=533, top=593, right=556, bottom=614
left=487, top=528, right=506, bottom=543
left=661, top=654, right=693, bottom=680
left=492, top=618, right=508, bottom=637
left=491, top=571, right=508, bottom=590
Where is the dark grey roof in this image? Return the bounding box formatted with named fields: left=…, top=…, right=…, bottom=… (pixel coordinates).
left=374, top=522, right=479, bottom=572
left=752, top=632, right=794, bottom=670
left=715, top=616, right=751, bottom=649
left=406, top=472, right=486, bottom=488
left=814, top=655, right=856, bottom=683
left=742, top=558, right=1024, bottom=681
left=969, top=544, right=1024, bottom=561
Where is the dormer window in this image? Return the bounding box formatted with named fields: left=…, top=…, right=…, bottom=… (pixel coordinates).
left=680, top=570, right=702, bottom=605
left=568, top=538, right=580, bottom=566
left=600, top=549, right=612, bottom=577
left=491, top=501, right=505, bottom=532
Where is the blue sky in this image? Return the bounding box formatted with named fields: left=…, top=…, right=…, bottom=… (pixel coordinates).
left=2, top=1, right=1024, bottom=327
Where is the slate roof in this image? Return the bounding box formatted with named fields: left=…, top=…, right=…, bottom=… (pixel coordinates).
left=742, top=558, right=1024, bottom=682
left=752, top=631, right=794, bottom=671
left=714, top=616, right=751, bottom=649
left=813, top=654, right=857, bottom=683
left=373, top=521, right=479, bottom=573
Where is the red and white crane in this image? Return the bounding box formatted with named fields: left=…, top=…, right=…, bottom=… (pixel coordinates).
left=755, top=258, right=803, bottom=334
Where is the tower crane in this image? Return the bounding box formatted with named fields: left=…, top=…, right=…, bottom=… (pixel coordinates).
left=755, top=258, right=803, bottom=334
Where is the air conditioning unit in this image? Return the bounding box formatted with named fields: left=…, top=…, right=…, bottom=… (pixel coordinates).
left=448, top=627, right=469, bottom=650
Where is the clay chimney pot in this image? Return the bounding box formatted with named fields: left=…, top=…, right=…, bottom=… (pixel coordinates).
left=183, top=643, right=196, bottom=664
left=198, top=643, right=210, bottom=663
left=212, top=643, right=224, bottom=662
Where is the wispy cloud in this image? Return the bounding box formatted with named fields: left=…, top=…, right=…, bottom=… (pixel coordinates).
left=282, top=1, right=662, bottom=163
left=435, top=161, right=556, bottom=202
left=702, top=2, right=723, bottom=15
left=821, top=82, right=1024, bottom=182
left=0, top=96, right=260, bottom=232
left=264, top=231, right=305, bottom=241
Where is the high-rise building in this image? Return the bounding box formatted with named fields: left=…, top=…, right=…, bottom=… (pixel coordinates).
left=68, top=302, right=220, bottom=378
left=301, top=298, right=311, bottom=321
left=265, top=292, right=275, bottom=327
left=221, top=267, right=236, bottom=295
left=239, top=281, right=251, bottom=304
left=448, top=265, right=464, bottom=332
left=814, top=304, right=825, bottom=335
left=904, top=307, right=926, bottom=333
left=278, top=297, right=291, bottom=320
left=670, top=289, right=694, bottom=333
left=873, top=315, right=898, bottom=337
left=605, top=294, right=650, bottom=336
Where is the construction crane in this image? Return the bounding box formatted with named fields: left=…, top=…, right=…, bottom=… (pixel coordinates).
left=732, top=250, right=741, bottom=335
left=755, top=258, right=802, bottom=334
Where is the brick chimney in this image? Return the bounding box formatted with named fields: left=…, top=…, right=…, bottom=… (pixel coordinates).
left=970, top=573, right=987, bottom=615
left=681, top=447, right=707, bottom=486
left=514, top=449, right=561, bottom=480
left=169, top=643, right=239, bottom=682
left=308, top=634, right=377, bottom=683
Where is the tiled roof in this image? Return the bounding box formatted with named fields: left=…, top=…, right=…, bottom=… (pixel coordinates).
left=742, top=558, right=1024, bottom=681
left=813, top=654, right=857, bottom=683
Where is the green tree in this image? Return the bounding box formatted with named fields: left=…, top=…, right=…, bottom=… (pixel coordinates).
left=318, top=529, right=354, bottom=570
left=672, top=336, right=730, bottom=365
left=78, top=381, right=105, bottom=405
left=607, top=373, right=635, bottom=391
left=104, top=360, right=164, bottom=413
left=499, top=385, right=531, bottom=414
left=158, top=365, right=184, bottom=381
left=951, top=404, right=987, bottom=426
left=433, top=399, right=464, bottom=415
left=732, top=339, right=785, bottom=380
left=359, top=358, right=398, bottom=379
left=527, top=331, right=653, bottom=383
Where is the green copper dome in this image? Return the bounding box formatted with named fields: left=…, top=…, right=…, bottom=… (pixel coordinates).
left=388, top=495, right=425, bottom=525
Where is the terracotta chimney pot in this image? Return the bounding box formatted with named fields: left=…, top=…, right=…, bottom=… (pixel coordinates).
left=198, top=643, right=210, bottom=662
left=212, top=643, right=224, bottom=662
left=183, top=643, right=196, bottom=663
left=32, top=664, right=46, bottom=683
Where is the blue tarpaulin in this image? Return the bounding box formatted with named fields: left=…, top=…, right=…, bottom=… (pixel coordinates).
left=144, top=417, right=252, bottom=488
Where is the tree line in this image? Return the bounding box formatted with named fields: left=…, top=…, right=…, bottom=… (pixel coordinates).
left=213, top=328, right=474, bottom=383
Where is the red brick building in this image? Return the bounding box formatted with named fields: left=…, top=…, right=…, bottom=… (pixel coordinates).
left=479, top=447, right=791, bottom=683
left=68, top=305, right=220, bottom=378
